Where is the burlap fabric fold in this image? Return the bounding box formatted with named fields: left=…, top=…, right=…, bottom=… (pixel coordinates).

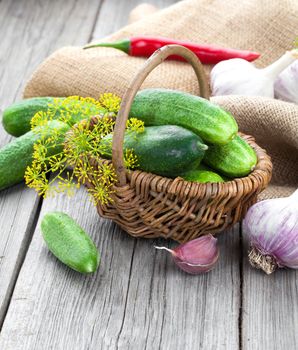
left=24, top=0, right=298, bottom=198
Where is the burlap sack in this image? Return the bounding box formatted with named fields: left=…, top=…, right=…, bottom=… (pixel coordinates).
left=24, top=0, right=298, bottom=199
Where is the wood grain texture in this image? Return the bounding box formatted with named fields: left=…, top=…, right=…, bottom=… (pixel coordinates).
left=0, top=185, right=241, bottom=350
left=91, top=0, right=177, bottom=40
left=0, top=186, right=40, bottom=323
left=0, top=0, right=102, bottom=325
left=241, top=233, right=298, bottom=350
left=0, top=2, right=241, bottom=348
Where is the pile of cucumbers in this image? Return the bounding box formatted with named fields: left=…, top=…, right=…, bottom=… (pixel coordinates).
left=0, top=88, right=257, bottom=191
left=106, top=88, right=257, bottom=181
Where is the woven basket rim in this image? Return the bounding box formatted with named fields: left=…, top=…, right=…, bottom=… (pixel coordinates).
left=85, top=130, right=272, bottom=201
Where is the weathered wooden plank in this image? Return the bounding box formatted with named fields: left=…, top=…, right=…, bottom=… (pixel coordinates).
left=91, top=0, right=177, bottom=40
left=0, top=188, right=135, bottom=349
left=0, top=184, right=241, bottom=349
left=0, top=1, right=242, bottom=349
left=0, top=0, right=102, bottom=325
left=108, top=226, right=241, bottom=350
left=241, top=233, right=298, bottom=350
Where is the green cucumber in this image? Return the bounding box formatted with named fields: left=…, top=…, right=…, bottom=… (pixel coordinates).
left=0, top=120, right=69, bottom=190
left=129, top=88, right=238, bottom=145
left=101, top=125, right=208, bottom=177
left=2, top=97, right=104, bottom=137
left=41, top=212, right=99, bottom=273
left=203, top=135, right=257, bottom=177
left=2, top=97, right=55, bottom=136
left=181, top=168, right=224, bottom=183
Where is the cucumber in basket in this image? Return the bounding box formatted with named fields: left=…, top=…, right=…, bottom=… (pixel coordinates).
left=101, top=125, right=208, bottom=177
left=0, top=120, right=69, bottom=191
left=203, top=135, right=257, bottom=177
left=41, top=212, right=99, bottom=274
left=129, top=88, right=238, bottom=145
left=2, top=97, right=105, bottom=137
left=181, top=165, right=224, bottom=183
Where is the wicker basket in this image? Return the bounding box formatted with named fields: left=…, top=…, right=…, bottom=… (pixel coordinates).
left=86, top=45, right=272, bottom=243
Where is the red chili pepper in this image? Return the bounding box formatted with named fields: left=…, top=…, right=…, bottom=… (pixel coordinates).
left=84, top=36, right=260, bottom=64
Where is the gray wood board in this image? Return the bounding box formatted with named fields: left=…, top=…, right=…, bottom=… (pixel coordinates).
left=0, top=186, right=241, bottom=350
left=0, top=0, right=102, bottom=325
left=90, top=0, right=178, bottom=40
left=0, top=1, right=241, bottom=348
left=241, top=234, right=298, bottom=350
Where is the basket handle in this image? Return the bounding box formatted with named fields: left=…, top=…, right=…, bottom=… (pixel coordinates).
left=112, top=44, right=210, bottom=186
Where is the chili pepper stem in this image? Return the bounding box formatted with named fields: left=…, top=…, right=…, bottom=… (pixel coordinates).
left=83, top=39, right=130, bottom=53
left=248, top=246, right=278, bottom=275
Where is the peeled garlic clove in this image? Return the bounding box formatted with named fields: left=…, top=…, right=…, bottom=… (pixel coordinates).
left=243, top=189, right=298, bottom=274
left=155, top=234, right=219, bottom=274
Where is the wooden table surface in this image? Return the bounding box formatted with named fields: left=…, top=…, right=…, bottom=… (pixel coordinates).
left=0, top=0, right=297, bottom=349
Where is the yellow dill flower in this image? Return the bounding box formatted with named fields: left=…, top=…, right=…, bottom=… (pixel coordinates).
left=95, top=115, right=116, bottom=135
left=26, top=93, right=146, bottom=206
left=30, top=174, right=50, bottom=197
left=24, top=162, right=43, bottom=186
left=99, top=93, right=121, bottom=113
left=56, top=172, right=78, bottom=196
left=48, top=154, right=66, bottom=172
left=126, top=118, right=145, bottom=134
left=96, top=162, right=117, bottom=184
left=32, top=142, right=48, bottom=163
left=124, top=149, right=139, bottom=169
left=87, top=182, right=114, bottom=206
left=31, top=111, right=51, bottom=130
left=73, top=159, right=91, bottom=185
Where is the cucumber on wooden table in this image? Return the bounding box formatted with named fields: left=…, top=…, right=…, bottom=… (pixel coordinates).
left=41, top=212, right=99, bottom=274
left=129, top=88, right=238, bottom=145
left=2, top=97, right=105, bottom=137
left=2, top=97, right=54, bottom=136
left=101, top=125, right=208, bottom=177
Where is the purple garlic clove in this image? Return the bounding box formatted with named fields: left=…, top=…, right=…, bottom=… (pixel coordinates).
left=155, top=234, right=219, bottom=274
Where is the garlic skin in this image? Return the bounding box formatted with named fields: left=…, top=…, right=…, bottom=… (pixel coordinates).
left=274, top=60, right=298, bottom=104
left=243, top=189, right=298, bottom=274
left=155, top=234, right=219, bottom=274
left=211, top=50, right=297, bottom=98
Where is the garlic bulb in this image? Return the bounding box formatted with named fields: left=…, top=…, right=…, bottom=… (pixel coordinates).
left=155, top=234, right=219, bottom=274
left=274, top=60, right=298, bottom=104
left=243, top=189, right=298, bottom=274
left=211, top=50, right=298, bottom=98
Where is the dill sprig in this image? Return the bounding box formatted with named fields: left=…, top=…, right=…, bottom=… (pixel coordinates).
left=25, top=94, right=144, bottom=205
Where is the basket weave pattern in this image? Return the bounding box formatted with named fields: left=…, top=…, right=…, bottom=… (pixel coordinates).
left=87, top=132, right=271, bottom=242
left=83, top=45, right=272, bottom=243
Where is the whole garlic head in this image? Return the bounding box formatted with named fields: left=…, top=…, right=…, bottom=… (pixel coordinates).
left=274, top=60, right=298, bottom=104
left=211, top=50, right=297, bottom=98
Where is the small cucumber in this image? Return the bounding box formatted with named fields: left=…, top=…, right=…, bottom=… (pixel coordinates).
left=41, top=212, right=99, bottom=273
left=2, top=97, right=104, bottom=137
left=2, top=97, right=55, bottom=136
left=101, top=125, right=208, bottom=177
left=0, top=120, right=69, bottom=190
left=129, top=88, right=238, bottom=144
left=203, top=135, right=257, bottom=177
left=181, top=169, right=224, bottom=183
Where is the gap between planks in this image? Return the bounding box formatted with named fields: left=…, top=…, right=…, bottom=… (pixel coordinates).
left=0, top=196, right=43, bottom=331
left=0, top=0, right=104, bottom=328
